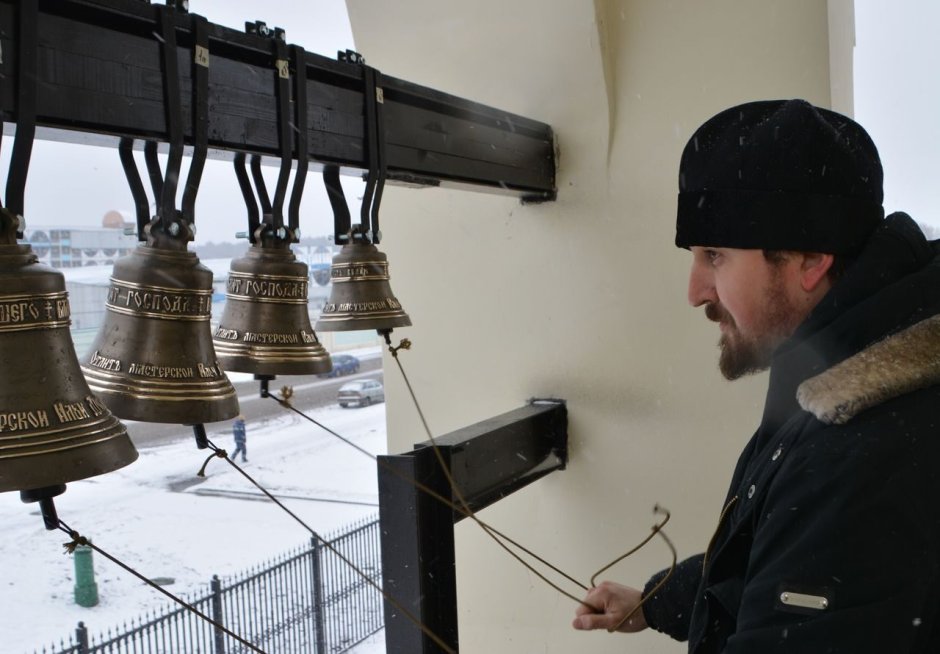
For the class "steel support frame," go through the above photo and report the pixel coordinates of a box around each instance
[377,401,568,653]
[0,0,556,202]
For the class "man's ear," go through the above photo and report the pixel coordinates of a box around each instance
[799,252,834,293]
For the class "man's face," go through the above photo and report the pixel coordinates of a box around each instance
[687,247,806,380]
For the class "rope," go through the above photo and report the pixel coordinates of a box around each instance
[382,332,677,621]
[269,382,591,602]
[382,332,596,605]
[261,333,678,628]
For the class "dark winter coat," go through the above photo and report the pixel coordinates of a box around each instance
[642,213,940,653]
[233,418,246,445]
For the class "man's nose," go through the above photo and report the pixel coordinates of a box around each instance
[687,264,716,307]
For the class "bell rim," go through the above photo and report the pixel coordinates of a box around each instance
[214,342,330,359]
[215,355,333,376]
[315,314,412,332]
[0,415,128,459]
[82,368,238,399]
[0,417,137,493]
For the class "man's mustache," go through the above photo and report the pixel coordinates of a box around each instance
[705,302,732,325]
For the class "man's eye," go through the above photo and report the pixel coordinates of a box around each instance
[705,250,721,263]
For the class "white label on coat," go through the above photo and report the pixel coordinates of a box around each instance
[779,590,829,610]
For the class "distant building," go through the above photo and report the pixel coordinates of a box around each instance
[22,212,137,268]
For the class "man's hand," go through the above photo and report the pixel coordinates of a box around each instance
[572,581,648,633]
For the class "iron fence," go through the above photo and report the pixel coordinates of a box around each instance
[34,517,382,654]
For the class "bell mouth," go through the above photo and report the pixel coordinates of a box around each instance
[0,412,137,493]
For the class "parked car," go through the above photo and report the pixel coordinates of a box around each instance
[337,379,384,408]
[318,353,360,378]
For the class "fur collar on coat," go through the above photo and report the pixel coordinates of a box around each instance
[797,313,940,425]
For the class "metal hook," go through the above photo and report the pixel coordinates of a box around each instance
[153,4,185,236]
[286,44,309,241]
[233,152,260,242]
[268,35,293,237]
[1,0,39,242]
[180,13,209,229]
[233,36,294,246]
[118,139,150,240]
[323,164,351,245]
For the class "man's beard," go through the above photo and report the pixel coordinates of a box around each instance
[705,281,800,381]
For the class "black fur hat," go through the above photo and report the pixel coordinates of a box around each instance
[675,99,884,254]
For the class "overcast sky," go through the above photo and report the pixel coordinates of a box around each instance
[4,2,938,242]
[854,0,940,230]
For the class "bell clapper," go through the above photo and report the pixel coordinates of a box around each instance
[191,424,209,450]
[20,484,67,530]
[255,374,275,398]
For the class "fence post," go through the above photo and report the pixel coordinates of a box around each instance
[311,537,327,653]
[211,575,225,654]
[75,621,89,654]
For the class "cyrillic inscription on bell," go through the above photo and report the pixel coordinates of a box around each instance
[80,245,239,424]
[316,242,412,332]
[213,244,331,376]
[0,244,137,493]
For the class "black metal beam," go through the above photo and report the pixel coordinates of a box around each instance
[378,443,459,654]
[377,400,567,653]
[0,0,556,201]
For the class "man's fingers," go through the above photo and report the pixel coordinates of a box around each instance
[573,600,602,618]
[572,612,615,631]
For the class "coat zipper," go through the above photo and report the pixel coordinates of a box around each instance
[702,495,738,573]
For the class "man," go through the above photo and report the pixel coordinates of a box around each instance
[232,414,247,462]
[574,99,940,652]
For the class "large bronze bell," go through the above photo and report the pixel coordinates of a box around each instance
[0,240,137,493]
[315,241,411,332]
[79,244,239,424]
[213,242,331,375]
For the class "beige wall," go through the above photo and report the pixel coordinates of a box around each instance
[829,0,856,115]
[345,1,839,652]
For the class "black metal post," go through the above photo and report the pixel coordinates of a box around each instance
[378,444,458,653]
[210,574,225,654]
[76,621,89,654]
[311,536,327,653]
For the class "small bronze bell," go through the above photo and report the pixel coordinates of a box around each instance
[0,237,137,493]
[315,240,412,332]
[80,244,239,424]
[213,242,331,375]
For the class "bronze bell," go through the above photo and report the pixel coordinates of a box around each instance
[213,242,331,375]
[79,244,239,424]
[0,240,137,493]
[315,241,411,332]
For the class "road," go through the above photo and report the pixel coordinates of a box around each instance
[123,355,384,449]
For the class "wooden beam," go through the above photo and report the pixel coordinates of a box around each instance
[0,0,556,200]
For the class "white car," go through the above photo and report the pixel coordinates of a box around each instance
[337,379,385,408]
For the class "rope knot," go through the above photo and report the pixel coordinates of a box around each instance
[63,530,89,554]
[389,338,412,357]
[197,448,228,477]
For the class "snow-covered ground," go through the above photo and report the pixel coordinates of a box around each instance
[0,401,388,654]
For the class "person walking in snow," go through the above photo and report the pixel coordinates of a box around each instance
[231,414,247,462]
